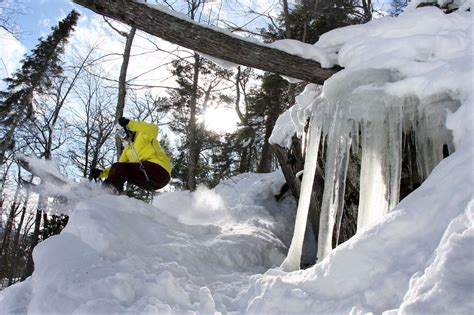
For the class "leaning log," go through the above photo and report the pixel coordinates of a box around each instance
[72,0,341,84]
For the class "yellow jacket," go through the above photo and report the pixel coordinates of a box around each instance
[101,120,172,177]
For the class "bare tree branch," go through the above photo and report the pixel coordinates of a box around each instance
[102,16,128,37]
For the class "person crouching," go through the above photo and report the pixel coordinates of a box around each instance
[90,117,171,193]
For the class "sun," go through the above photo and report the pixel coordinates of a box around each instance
[199,107,240,134]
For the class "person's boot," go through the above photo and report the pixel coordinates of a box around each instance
[102,180,121,195]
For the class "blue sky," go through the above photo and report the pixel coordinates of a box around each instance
[1,0,280,79]
[13,0,281,52]
[0,0,90,84]
[15,0,88,51]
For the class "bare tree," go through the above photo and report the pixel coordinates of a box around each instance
[128,90,167,123]
[232,66,257,173]
[69,70,116,177]
[0,168,22,276]
[19,46,90,279]
[0,0,23,38]
[8,174,33,285]
[103,17,137,156]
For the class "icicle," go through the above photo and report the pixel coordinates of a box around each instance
[317,104,352,261]
[350,119,360,156]
[281,113,322,272]
[357,114,390,231]
[414,107,433,181]
[387,100,403,210]
[414,94,459,181]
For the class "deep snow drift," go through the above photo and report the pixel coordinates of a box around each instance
[0,172,297,313]
[1,2,473,314]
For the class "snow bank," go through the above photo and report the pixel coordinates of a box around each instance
[246,141,474,314]
[269,39,331,68]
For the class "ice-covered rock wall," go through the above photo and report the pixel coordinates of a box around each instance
[270,6,471,268]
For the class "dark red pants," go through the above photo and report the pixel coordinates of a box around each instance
[104,161,170,192]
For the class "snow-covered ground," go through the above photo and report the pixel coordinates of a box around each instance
[0,172,298,313]
[0,156,471,313]
[1,1,473,314]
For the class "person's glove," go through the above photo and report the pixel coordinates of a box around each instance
[90,168,103,180]
[118,117,130,128]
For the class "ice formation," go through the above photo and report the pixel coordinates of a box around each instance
[271,6,470,269]
[281,115,321,271]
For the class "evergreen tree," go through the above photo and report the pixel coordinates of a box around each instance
[248,73,293,173]
[0,10,80,163]
[389,0,408,16]
[262,0,369,44]
[208,133,242,186]
[161,58,233,189]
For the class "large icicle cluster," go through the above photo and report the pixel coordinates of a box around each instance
[314,69,459,261]
[271,5,470,269]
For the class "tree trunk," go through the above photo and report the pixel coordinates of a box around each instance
[115,27,136,157]
[272,144,302,200]
[187,53,201,191]
[257,105,281,173]
[72,0,341,85]
[8,179,31,286]
[234,67,255,173]
[361,0,373,22]
[22,195,46,280]
[282,0,292,39]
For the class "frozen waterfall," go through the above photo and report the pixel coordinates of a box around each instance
[281,68,460,270]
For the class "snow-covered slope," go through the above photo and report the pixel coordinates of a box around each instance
[1,154,471,313]
[0,172,297,313]
[1,160,472,313]
[246,143,473,314]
